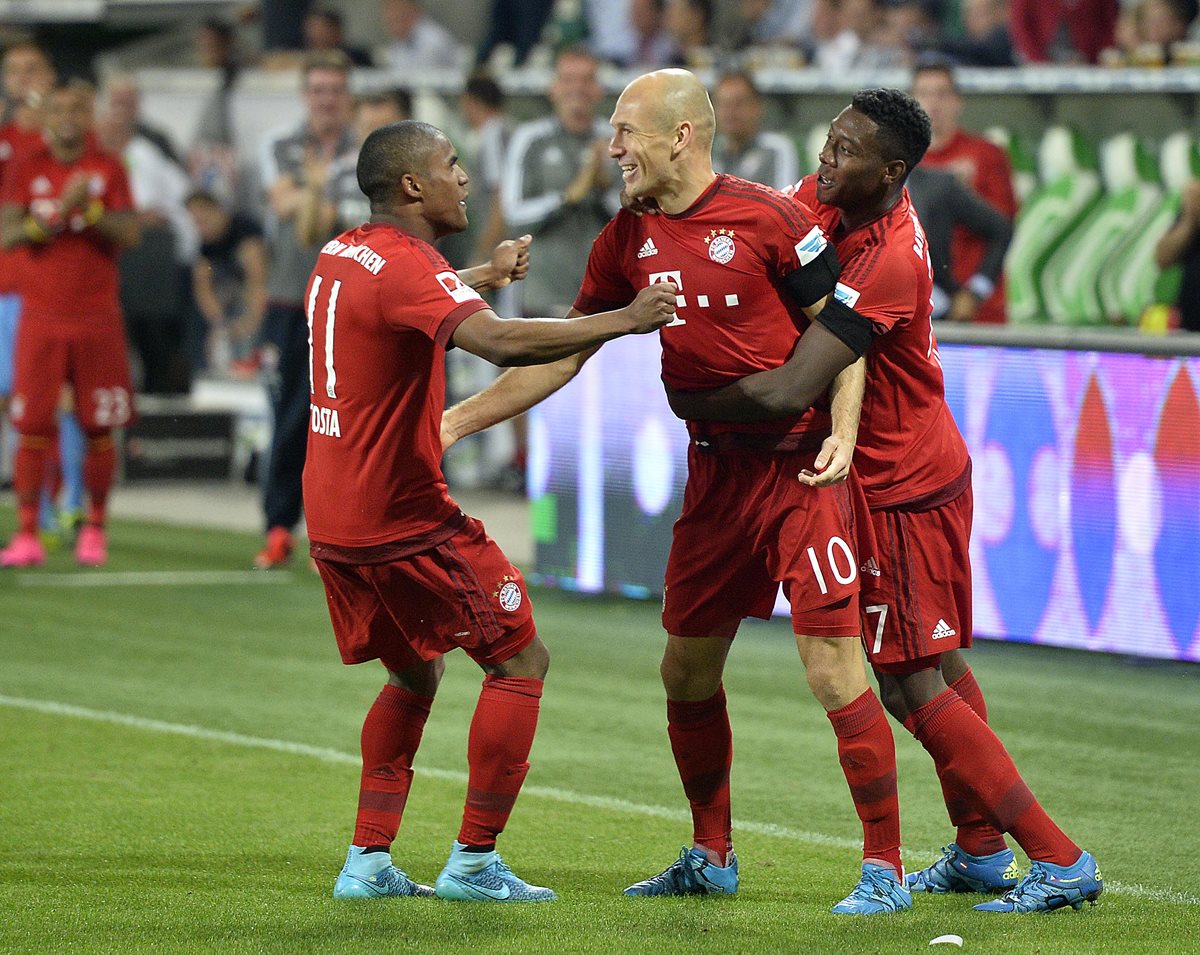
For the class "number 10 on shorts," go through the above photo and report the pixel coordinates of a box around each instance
[805,536,857,595]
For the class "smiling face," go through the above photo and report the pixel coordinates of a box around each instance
[815,106,896,217]
[412,133,470,238]
[609,82,677,202]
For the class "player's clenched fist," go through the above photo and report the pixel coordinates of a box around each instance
[624,282,677,333]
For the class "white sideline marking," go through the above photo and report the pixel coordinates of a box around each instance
[0,693,1194,907]
[15,571,291,588]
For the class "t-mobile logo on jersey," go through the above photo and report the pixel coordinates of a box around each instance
[648,269,742,327]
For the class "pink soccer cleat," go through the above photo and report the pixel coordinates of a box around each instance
[0,531,47,567]
[75,524,108,567]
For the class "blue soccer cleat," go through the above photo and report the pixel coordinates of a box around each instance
[907,843,1019,894]
[623,846,739,897]
[832,862,913,914]
[974,851,1103,913]
[434,841,556,902]
[332,845,434,899]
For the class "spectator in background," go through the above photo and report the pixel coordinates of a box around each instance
[1140,0,1199,57]
[1010,0,1118,63]
[732,0,814,51]
[628,0,680,68]
[711,72,799,190]
[304,9,374,66]
[297,88,412,246]
[441,75,509,269]
[501,46,619,488]
[377,0,463,74]
[103,73,179,166]
[814,0,909,71]
[913,60,1016,323]
[0,82,140,568]
[254,52,356,569]
[584,0,639,66]
[475,0,555,67]
[187,191,267,373]
[1154,179,1200,332]
[905,165,1012,322]
[938,0,1015,66]
[98,76,199,394]
[876,0,944,63]
[665,0,716,67]
[189,19,243,208]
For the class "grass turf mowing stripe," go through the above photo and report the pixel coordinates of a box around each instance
[1,692,1194,908]
[15,570,294,587]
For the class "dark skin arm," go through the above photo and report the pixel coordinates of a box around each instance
[664,318,862,423]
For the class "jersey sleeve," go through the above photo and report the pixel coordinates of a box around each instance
[104,158,134,213]
[759,194,840,307]
[573,215,636,314]
[837,244,919,335]
[381,247,490,347]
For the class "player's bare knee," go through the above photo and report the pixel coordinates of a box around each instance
[387,656,445,697]
[659,653,720,701]
[489,636,550,680]
[873,672,909,723]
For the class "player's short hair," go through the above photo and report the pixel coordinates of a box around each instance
[851,88,931,177]
[357,119,444,210]
[464,73,503,110]
[302,49,352,79]
[357,87,412,119]
[912,55,958,91]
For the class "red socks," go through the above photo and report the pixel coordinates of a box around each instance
[457,675,543,847]
[906,688,1080,865]
[13,434,50,534]
[353,684,433,848]
[83,431,115,528]
[827,689,903,874]
[667,687,733,863]
[943,669,1007,855]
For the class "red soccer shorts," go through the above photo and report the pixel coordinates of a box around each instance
[663,444,863,639]
[860,482,974,672]
[315,516,536,672]
[10,319,136,434]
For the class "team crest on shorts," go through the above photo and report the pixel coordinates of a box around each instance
[705,228,736,264]
[496,578,523,612]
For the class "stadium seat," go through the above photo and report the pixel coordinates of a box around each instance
[1005,127,1102,324]
[1040,133,1162,325]
[1097,132,1198,323]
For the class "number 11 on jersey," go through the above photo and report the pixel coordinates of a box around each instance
[307,273,341,399]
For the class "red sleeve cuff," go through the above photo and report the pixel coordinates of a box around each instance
[435,300,491,349]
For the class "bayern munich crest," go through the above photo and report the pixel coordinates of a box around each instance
[498,580,523,612]
[705,228,736,264]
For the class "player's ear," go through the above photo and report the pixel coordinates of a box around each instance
[884,159,907,187]
[672,121,691,157]
[400,172,421,199]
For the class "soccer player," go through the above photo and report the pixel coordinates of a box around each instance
[665,88,1104,914]
[443,69,911,915]
[304,119,677,901]
[0,81,139,567]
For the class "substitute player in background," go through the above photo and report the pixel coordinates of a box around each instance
[443,69,912,915]
[666,88,1103,914]
[305,119,676,901]
[0,81,139,567]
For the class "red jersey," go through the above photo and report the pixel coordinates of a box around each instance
[302,222,490,553]
[575,174,834,438]
[0,121,44,294]
[921,129,1016,325]
[795,176,968,508]
[1,143,132,325]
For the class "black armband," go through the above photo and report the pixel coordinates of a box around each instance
[781,235,841,307]
[814,296,876,357]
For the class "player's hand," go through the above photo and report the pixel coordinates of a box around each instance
[798,434,854,486]
[780,182,799,198]
[488,234,533,287]
[620,189,660,216]
[946,289,980,323]
[60,171,90,211]
[625,282,677,333]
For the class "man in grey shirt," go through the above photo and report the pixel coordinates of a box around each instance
[711,71,799,191]
[905,164,1012,322]
[501,47,621,318]
[254,51,356,569]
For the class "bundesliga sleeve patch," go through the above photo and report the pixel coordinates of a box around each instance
[794,226,828,266]
[436,270,484,304]
[833,282,861,308]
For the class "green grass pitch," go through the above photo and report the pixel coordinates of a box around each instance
[1,515,1198,954]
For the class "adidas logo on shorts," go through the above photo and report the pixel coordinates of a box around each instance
[637,237,658,259]
[931,618,957,640]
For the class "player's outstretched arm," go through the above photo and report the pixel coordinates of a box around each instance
[798,358,865,487]
[450,282,675,368]
[665,312,870,423]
